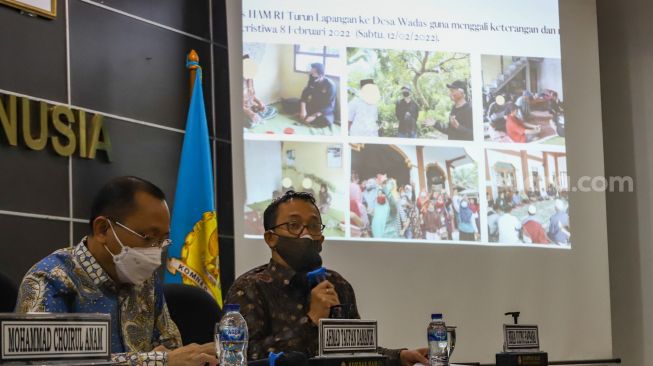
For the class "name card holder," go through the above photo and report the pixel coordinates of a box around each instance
[496,324,547,366]
[309,355,387,366]
[0,313,111,365]
[318,319,378,357]
[503,324,540,352]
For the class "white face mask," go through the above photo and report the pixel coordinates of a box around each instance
[105,222,162,285]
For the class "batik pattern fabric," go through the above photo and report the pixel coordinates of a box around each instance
[15,238,182,366]
[225,260,404,364]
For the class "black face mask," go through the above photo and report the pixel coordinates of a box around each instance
[273,235,323,273]
[402,91,410,98]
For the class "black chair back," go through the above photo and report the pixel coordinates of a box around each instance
[0,272,18,312]
[163,283,222,344]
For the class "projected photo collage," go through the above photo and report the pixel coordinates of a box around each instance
[241,42,569,247]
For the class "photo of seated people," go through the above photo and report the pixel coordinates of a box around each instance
[242,43,341,135]
[347,48,474,140]
[350,143,481,241]
[481,55,565,145]
[243,140,346,237]
[485,149,571,246]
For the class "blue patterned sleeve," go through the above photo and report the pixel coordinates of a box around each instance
[15,257,73,313]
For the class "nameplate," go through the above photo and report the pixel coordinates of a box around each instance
[310,354,387,366]
[0,313,111,362]
[318,319,377,356]
[503,324,540,352]
[496,351,548,366]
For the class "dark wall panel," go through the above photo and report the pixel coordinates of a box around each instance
[69,0,214,134]
[0,216,69,285]
[72,117,183,220]
[0,143,69,217]
[0,0,235,294]
[213,46,231,141]
[212,0,228,47]
[88,0,211,39]
[215,141,233,237]
[0,1,67,102]
[73,222,90,241]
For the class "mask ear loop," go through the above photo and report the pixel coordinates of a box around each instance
[266,229,279,251]
[104,220,126,258]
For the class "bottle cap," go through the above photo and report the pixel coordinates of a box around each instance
[431,313,443,320]
[225,304,241,313]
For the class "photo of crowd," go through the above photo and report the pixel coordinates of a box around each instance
[239,47,573,247]
[242,43,342,136]
[347,48,473,140]
[485,149,570,245]
[482,55,565,145]
[243,140,345,237]
[350,144,481,242]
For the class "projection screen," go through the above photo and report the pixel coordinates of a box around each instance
[227,0,612,362]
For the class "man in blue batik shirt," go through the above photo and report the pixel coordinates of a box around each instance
[15,176,217,366]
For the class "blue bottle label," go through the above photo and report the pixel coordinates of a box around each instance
[220,326,245,342]
[428,328,447,342]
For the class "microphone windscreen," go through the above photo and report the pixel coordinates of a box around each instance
[307,267,327,288]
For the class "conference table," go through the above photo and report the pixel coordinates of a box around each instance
[0,355,620,365]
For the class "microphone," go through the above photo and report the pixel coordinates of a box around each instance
[306,267,354,319]
[250,352,306,366]
[306,267,327,288]
[273,351,308,366]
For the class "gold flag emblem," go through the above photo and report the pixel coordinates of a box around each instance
[167,211,223,307]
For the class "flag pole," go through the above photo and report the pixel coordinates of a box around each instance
[187,49,200,97]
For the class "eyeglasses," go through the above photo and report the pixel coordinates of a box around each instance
[110,219,171,248]
[268,221,325,237]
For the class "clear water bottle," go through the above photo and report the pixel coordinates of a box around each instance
[217,304,248,366]
[427,313,448,366]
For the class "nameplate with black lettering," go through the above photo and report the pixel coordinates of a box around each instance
[503,324,540,352]
[0,313,111,362]
[319,319,377,356]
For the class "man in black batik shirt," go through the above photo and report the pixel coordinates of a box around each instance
[226,191,427,365]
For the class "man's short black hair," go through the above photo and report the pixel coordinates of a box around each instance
[263,190,321,231]
[89,176,166,231]
[310,63,325,76]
